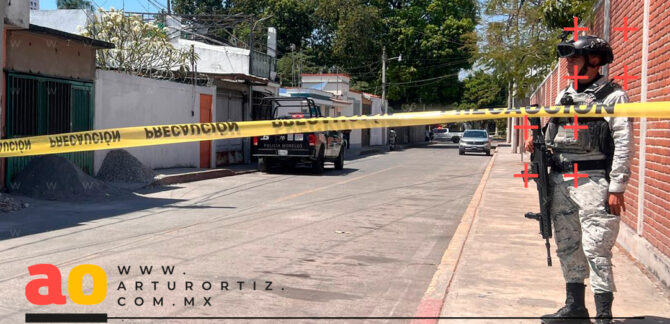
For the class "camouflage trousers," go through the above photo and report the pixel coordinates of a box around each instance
[549,170,620,294]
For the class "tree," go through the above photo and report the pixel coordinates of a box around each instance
[480,0,599,102]
[459,70,506,109]
[172,0,225,15]
[459,70,507,133]
[541,0,598,30]
[479,0,557,101]
[276,50,319,86]
[308,0,478,106]
[82,9,195,80]
[57,0,94,10]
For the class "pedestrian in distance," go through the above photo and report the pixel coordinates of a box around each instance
[525,35,632,324]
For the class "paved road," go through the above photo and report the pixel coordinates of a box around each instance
[0,144,490,323]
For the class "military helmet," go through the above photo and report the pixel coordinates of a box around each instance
[557,35,614,66]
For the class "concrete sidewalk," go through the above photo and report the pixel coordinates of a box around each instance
[423,147,670,323]
[151,164,257,186]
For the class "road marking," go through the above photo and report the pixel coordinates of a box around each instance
[273,166,400,202]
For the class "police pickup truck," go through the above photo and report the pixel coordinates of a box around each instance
[252,97,345,174]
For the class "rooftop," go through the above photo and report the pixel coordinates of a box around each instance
[27,24,114,49]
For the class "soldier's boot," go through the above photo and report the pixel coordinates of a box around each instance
[541,283,590,324]
[594,292,614,324]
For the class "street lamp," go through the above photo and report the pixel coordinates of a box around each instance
[381,46,401,116]
[381,46,401,146]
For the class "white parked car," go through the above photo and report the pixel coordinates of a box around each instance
[459,130,492,156]
[431,128,463,143]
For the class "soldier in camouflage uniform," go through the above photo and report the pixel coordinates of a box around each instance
[526,35,633,324]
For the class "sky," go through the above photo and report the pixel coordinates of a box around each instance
[40,0,169,12]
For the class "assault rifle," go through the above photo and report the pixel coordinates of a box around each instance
[524,117,553,267]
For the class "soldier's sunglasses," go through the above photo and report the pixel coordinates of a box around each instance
[557,43,577,57]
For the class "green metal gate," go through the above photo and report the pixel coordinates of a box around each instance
[5,73,94,186]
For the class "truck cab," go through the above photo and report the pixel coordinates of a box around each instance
[252,97,345,174]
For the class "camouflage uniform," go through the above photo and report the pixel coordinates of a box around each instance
[545,75,633,294]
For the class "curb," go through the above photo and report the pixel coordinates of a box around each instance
[411,148,498,324]
[151,169,257,186]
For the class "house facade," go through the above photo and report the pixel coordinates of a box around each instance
[2,3,113,187]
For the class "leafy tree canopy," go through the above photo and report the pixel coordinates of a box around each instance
[177,0,479,106]
[57,0,94,10]
[459,70,506,110]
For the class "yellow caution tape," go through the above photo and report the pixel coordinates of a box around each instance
[0,101,669,158]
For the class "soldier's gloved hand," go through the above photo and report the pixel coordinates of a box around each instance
[524,136,534,153]
[608,192,626,216]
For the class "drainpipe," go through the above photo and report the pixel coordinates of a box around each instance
[637,0,650,235]
[602,0,611,77]
[1,0,6,188]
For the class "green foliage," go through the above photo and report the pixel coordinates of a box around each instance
[459,71,506,109]
[267,0,316,54]
[276,51,319,87]
[172,0,225,15]
[480,0,598,102]
[82,9,195,79]
[175,0,479,105]
[57,0,94,10]
[541,0,598,30]
[310,0,479,105]
[480,0,559,100]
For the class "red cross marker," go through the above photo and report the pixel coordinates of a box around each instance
[514,115,539,141]
[564,115,589,140]
[563,163,588,188]
[613,65,639,90]
[564,65,588,90]
[613,17,639,41]
[514,163,539,188]
[564,17,589,41]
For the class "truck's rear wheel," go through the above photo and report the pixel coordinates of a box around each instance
[312,148,325,174]
[259,157,269,172]
[334,148,344,170]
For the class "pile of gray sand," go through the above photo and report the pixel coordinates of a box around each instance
[0,193,25,212]
[96,150,155,184]
[10,155,120,201]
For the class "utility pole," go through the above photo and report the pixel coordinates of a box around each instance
[290,44,296,87]
[381,46,387,115]
[1,0,5,142]
[381,46,387,146]
[167,0,171,14]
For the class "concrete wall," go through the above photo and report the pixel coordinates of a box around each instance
[94,70,216,172]
[174,39,250,75]
[302,74,350,96]
[5,29,96,81]
[4,0,29,28]
[370,97,384,145]
[30,10,92,35]
[347,91,362,149]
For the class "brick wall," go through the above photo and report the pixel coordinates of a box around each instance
[528,0,670,265]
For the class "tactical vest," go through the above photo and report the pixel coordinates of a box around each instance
[546,80,619,175]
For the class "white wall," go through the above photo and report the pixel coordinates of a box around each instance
[174,39,250,75]
[5,0,29,28]
[347,92,362,148]
[302,75,350,96]
[30,10,92,34]
[94,70,216,173]
[370,97,383,145]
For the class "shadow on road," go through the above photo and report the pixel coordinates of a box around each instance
[264,166,359,176]
[0,191,231,241]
